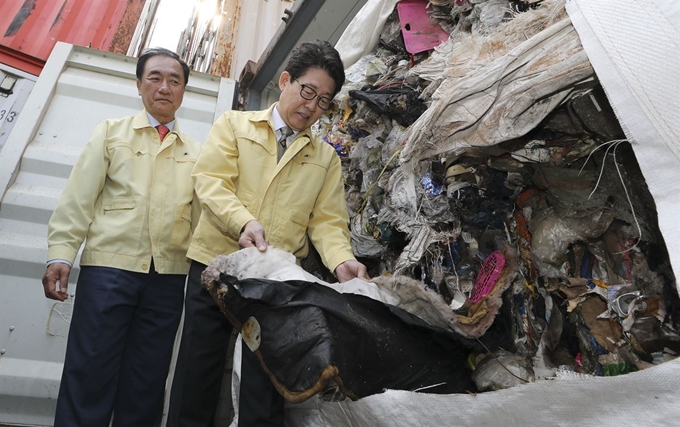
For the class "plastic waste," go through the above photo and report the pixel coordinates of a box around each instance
[470,251,506,303]
[472,349,535,391]
[349,87,428,127]
[397,0,450,54]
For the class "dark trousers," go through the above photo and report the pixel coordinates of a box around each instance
[54,264,185,427]
[239,344,285,427]
[167,260,284,427]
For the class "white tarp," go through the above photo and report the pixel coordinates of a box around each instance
[565,0,680,295]
[283,0,680,425]
[335,0,401,68]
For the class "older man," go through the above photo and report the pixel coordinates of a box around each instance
[42,47,201,427]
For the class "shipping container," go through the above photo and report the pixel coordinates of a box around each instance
[0,0,148,75]
[0,42,236,426]
[169,0,296,79]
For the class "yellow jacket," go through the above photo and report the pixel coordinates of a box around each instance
[187,103,355,272]
[47,111,202,274]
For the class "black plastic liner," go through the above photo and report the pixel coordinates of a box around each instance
[349,87,428,127]
[207,275,476,402]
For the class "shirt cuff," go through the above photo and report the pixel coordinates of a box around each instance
[47,259,73,267]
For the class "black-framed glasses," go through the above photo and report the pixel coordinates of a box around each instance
[291,77,334,110]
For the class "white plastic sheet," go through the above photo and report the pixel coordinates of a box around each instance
[565,0,680,294]
[334,0,400,69]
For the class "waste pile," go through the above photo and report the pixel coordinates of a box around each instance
[312,0,680,391]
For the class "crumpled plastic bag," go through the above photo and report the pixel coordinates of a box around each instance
[530,208,614,277]
[472,349,535,391]
[350,87,428,127]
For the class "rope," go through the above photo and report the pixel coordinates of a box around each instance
[579,139,641,252]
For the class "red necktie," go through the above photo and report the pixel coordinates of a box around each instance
[156,125,169,141]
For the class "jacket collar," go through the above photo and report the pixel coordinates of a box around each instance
[132,110,186,144]
[249,103,315,145]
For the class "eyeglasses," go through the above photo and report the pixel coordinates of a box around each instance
[291,77,334,110]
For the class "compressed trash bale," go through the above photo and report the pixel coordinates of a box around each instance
[202,263,477,403]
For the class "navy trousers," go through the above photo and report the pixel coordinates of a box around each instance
[238,345,285,427]
[54,263,185,427]
[167,260,284,427]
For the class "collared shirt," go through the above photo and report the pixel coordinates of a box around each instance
[146,112,176,132]
[47,110,202,274]
[271,106,299,146]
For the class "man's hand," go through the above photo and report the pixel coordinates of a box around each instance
[42,263,71,301]
[239,220,269,252]
[334,259,370,283]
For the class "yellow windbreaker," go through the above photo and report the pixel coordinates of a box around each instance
[47,111,202,274]
[187,104,355,273]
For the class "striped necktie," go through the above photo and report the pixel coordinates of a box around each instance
[277,126,293,148]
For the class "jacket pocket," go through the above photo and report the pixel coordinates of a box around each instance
[284,208,310,252]
[103,197,138,212]
[170,203,192,251]
[88,197,144,256]
[170,155,197,205]
[174,156,197,163]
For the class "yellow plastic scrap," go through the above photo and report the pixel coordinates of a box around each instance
[523,279,538,298]
[592,279,608,288]
[455,300,489,325]
[343,106,352,123]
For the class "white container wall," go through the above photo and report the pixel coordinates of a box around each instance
[0,65,36,154]
[0,42,236,426]
[229,0,295,79]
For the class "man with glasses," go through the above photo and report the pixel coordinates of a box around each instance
[168,40,369,427]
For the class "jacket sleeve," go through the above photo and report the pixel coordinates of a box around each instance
[307,152,356,273]
[189,190,202,234]
[47,122,109,263]
[187,138,203,234]
[192,113,256,238]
